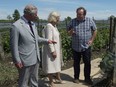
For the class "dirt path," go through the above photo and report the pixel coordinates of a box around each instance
[39,58,102,87]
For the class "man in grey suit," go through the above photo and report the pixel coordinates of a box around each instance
[10,4,56,87]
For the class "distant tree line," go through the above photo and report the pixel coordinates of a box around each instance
[0,9,72,23]
[1,9,114,27]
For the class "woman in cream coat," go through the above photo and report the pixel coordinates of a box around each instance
[42,11,65,87]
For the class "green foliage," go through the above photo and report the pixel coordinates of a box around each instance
[93,28,109,50]
[0,27,109,58]
[99,52,114,73]
[0,28,10,32]
[1,31,10,53]
[0,20,13,23]
[59,29,72,61]
[7,15,13,21]
[64,16,72,27]
[0,61,18,86]
[12,9,20,21]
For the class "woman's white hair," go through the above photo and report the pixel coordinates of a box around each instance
[48,11,60,23]
[24,4,37,14]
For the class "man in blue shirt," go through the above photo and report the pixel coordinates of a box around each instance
[67,7,97,85]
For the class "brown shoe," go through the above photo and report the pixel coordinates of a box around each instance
[49,82,56,87]
[73,79,79,84]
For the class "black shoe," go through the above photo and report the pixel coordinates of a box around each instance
[73,79,79,84]
[84,79,93,85]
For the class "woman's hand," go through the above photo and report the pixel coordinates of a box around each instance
[48,40,57,44]
[51,51,57,59]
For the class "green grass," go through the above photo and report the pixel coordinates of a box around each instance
[0,60,18,87]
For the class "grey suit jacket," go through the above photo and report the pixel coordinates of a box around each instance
[10,16,48,66]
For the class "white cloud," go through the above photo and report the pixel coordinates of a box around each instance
[59,10,76,20]
[1,8,115,20]
[38,7,75,20]
[0,1,115,20]
[38,7,57,19]
[39,7,116,20]
[0,9,10,19]
[87,10,116,20]
[36,0,76,4]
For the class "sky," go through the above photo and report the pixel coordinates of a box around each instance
[0,0,116,20]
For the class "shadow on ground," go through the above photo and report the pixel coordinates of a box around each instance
[39,73,74,87]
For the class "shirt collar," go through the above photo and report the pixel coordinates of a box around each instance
[21,16,34,25]
[76,17,86,22]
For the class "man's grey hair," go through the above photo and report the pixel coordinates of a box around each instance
[24,4,37,14]
[48,11,60,23]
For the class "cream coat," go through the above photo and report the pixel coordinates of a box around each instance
[42,23,63,74]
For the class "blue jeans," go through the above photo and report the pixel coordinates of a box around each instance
[73,47,91,80]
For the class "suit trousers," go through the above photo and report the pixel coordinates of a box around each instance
[73,47,91,80]
[18,62,39,87]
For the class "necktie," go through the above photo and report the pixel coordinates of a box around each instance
[28,21,34,35]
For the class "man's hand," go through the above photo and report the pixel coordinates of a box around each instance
[87,39,93,46]
[48,40,57,44]
[15,62,23,69]
[68,29,76,35]
[51,51,57,59]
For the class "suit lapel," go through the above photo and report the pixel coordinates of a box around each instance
[20,21,35,37]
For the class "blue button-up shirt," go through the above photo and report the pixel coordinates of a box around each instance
[67,17,97,52]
